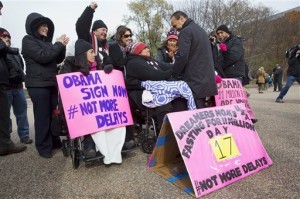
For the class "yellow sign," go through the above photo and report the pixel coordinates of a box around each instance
[209,133,240,162]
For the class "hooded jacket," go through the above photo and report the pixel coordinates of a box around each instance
[21,13,66,87]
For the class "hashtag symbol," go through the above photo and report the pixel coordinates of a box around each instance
[67,105,78,119]
[194,180,201,196]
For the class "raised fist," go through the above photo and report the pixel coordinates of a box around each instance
[90,2,98,10]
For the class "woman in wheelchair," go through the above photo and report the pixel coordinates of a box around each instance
[125,42,193,129]
[59,39,101,159]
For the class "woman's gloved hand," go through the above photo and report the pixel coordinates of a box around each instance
[103,64,114,74]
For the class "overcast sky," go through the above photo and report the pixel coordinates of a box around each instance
[0,0,299,50]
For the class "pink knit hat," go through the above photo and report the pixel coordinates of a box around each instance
[126,42,147,55]
[166,29,178,40]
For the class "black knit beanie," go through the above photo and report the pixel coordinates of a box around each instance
[216,25,230,34]
[92,20,107,31]
[75,39,93,56]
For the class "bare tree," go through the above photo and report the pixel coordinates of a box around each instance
[173,0,274,72]
[123,0,173,54]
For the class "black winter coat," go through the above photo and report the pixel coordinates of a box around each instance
[173,19,217,99]
[109,42,126,71]
[221,35,245,78]
[126,54,172,90]
[126,54,172,110]
[0,40,15,86]
[156,47,174,71]
[76,6,109,67]
[22,13,66,88]
[6,54,25,87]
[288,56,300,77]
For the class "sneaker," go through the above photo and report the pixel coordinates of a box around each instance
[276,98,284,103]
[84,148,96,159]
[0,143,27,156]
[20,137,33,144]
[40,153,53,158]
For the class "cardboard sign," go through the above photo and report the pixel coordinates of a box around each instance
[148,104,272,198]
[56,70,133,139]
[215,78,254,119]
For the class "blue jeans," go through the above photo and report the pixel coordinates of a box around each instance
[6,88,30,139]
[277,76,300,100]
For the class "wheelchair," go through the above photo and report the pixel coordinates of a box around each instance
[132,106,159,154]
[121,65,159,154]
[127,92,159,154]
[53,102,136,169]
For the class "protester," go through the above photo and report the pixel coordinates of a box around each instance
[216,25,246,82]
[108,26,136,149]
[257,67,266,93]
[273,64,283,92]
[126,42,174,128]
[60,39,97,158]
[22,12,69,158]
[109,26,133,70]
[0,28,32,144]
[76,1,113,73]
[216,25,258,122]
[77,2,135,150]
[0,1,27,156]
[170,11,217,109]
[276,50,300,103]
[0,38,27,155]
[61,39,129,164]
[156,28,178,71]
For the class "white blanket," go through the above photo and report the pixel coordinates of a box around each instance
[91,127,126,165]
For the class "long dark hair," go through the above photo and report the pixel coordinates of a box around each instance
[74,51,101,72]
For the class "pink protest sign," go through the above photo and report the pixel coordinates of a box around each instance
[215,78,255,119]
[56,70,133,139]
[150,104,272,198]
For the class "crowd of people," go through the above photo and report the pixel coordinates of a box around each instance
[255,59,300,99]
[1,1,299,159]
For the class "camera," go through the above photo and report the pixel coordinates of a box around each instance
[6,47,19,55]
[285,44,300,59]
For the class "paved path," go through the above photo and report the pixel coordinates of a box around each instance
[0,85,299,198]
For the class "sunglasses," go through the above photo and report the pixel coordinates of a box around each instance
[123,34,133,38]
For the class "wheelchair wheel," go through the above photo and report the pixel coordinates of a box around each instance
[141,137,156,154]
[70,139,80,169]
[61,139,69,157]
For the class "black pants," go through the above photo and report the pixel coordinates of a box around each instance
[273,76,282,91]
[0,86,13,151]
[28,87,58,155]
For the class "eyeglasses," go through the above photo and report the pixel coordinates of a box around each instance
[123,34,133,38]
